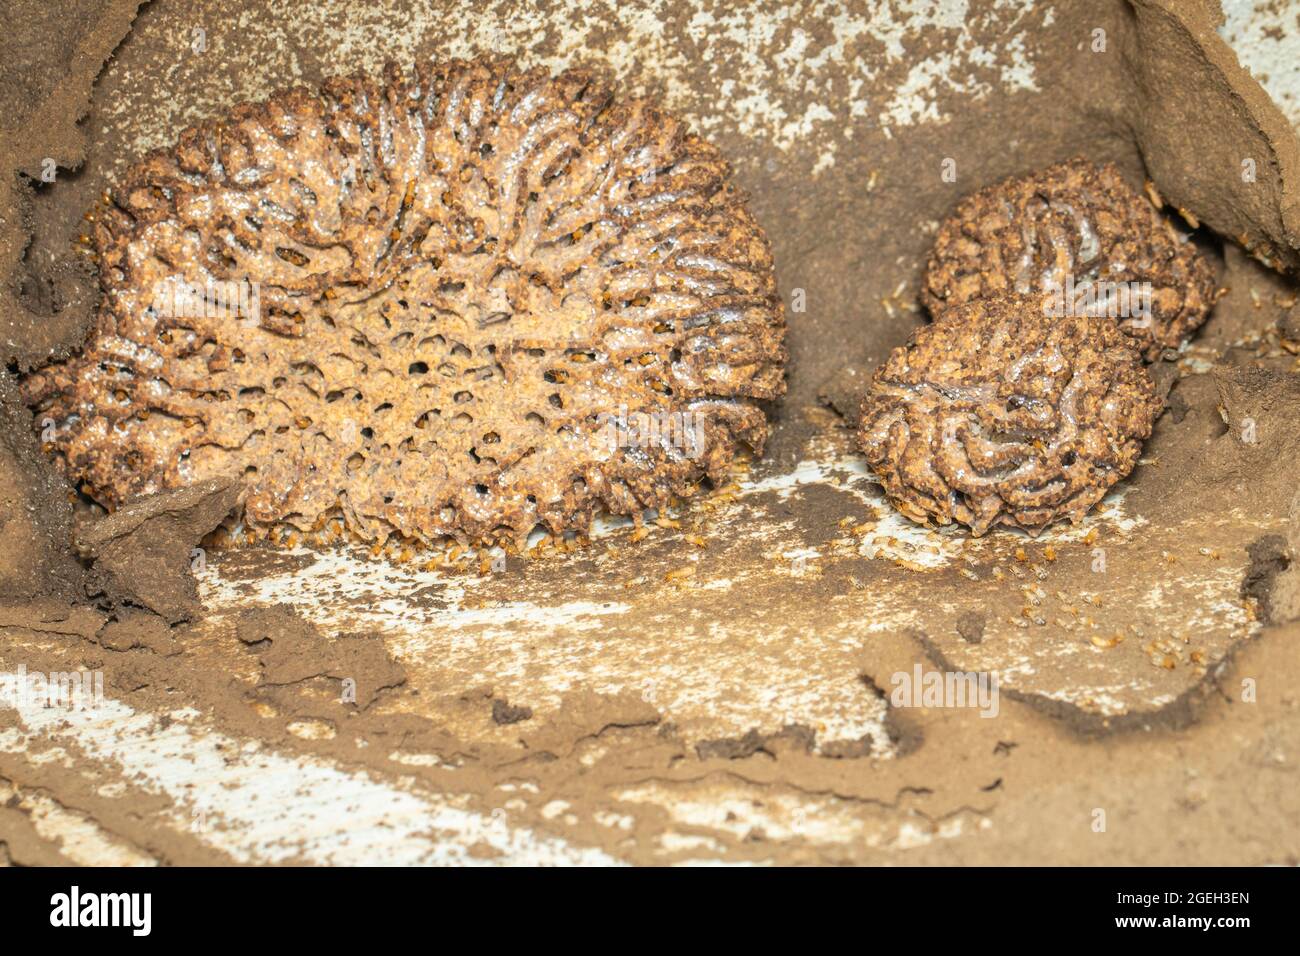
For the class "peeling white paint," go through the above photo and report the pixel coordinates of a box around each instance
[0,779,155,866]
[104,0,1048,175]
[0,695,616,865]
[1219,0,1300,129]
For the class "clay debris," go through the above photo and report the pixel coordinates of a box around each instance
[76,476,239,622]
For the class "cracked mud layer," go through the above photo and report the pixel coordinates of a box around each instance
[857,292,1162,535]
[922,158,1218,360]
[21,56,786,549]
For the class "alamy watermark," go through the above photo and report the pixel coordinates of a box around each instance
[595,404,706,460]
[890,664,999,718]
[0,665,105,711]
[151,273,260,324]
[50,886,151,936]
[1042,275,1152,325]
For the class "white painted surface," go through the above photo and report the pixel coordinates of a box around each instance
[0,696,618,865]
[1219,0,1300,128]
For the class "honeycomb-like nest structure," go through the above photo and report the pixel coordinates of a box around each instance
[24,58,786,548]
[857,293,1161,535]
[922,158,1217,360]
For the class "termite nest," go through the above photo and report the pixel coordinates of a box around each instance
[23,57,787,551]
[923,158,1217,361]
[858,293,1162,535]
[859,159,1218,536]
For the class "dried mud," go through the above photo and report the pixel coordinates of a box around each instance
[2,0,1300,865]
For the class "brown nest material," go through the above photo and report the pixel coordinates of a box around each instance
[922,158,1217,360]
[857,293,1162,536]
[23,58,786,549]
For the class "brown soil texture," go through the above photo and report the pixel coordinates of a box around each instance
[2,0,1299,865]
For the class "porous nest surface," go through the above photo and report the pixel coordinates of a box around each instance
[857,293,1162,536]
[22,57,786,548]
[922,158,1217,360]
